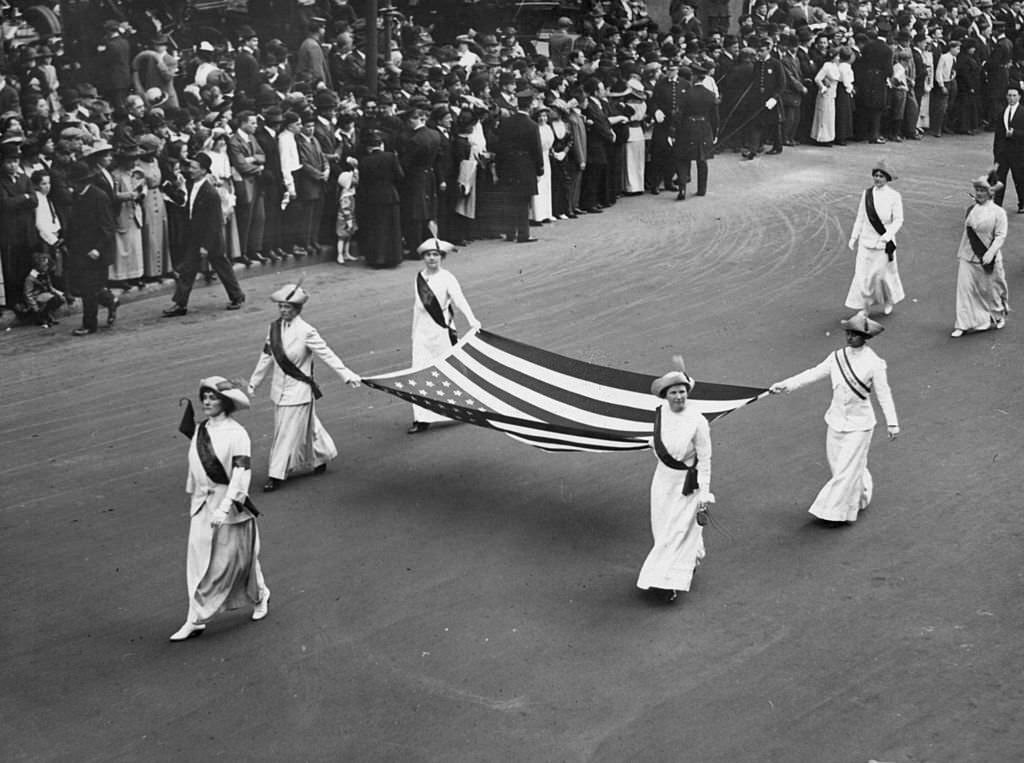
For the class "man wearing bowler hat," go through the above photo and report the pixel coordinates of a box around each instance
[64,161,118,335]
[162,153,245,316]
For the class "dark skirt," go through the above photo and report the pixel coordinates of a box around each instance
[836,88,854,142]
[358,203,403,268]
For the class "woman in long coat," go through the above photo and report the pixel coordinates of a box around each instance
[845,159,905,315]
[637,362,715,603]
[407,238,481,433]
[170,377,269,641]
[109,149,145,287]
[770,313,899,525]
[135,135,171,279]
[951,173,1009,337]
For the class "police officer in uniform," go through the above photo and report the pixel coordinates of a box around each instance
[743,37,786,159]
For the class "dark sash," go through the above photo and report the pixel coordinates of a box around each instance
[652,407,699,496]
[964,206,996,273]
[196,420,259,516]
[834,348,872,400]
[417,271,457,346]
[268,319,323,399]
[864,188,897,262]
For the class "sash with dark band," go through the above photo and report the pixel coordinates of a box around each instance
[268,318,323,399]
[417,272,457,346]
[964,206,996,273]
[196,420,259,516]
[864,188,897,262]
[834,348,872,401]
[653,407,700,496]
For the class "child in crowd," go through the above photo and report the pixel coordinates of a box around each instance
[336,168,359,263]
[23,251,65,328]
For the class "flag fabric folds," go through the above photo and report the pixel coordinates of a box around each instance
[363,329,768,453]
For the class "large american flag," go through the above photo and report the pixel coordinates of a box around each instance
[363,330,768,453]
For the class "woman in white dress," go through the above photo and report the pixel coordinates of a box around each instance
[952,172,1010,337]
[623,79,648,194]
[204,132,242,264]
[845,159,906,316]
[408,238,481,433]
[770,313,899,525]
[530,106,555,224]
[811,49,840,145]
[170,377,270,641]
[636,360,715,603]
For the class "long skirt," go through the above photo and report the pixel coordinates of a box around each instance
[358,203,403,268]
[624,139,646,193]
[269,402,338,480]
[110,214,144,281]
[836,88,853,142]
[844,244,906,313]
[809,427,873,522]
[811,93,837,143]
[141,191,170,277]
[954,257,1010,331]
[186,508,263,623]
[636,464,705,592]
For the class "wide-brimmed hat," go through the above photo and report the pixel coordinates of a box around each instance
[650,355,695,397]
[417,237,456,257]
[270,283,310,305]
[198,376,251,411]
[972,169,1003,193]
[137,134,163,155]
[82,140,114,159]
[872,158,897,181]
[840,311,885,337]
[144,87,168,107]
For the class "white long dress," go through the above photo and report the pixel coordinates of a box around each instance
[779,346,898,523]
[530,122,554,223]
[184,415,267,624]
[636,401,712,593]
[954,200,1009,331]
[624,99,647,193]
[411,268,479,424]
[811,60,840,143]
[845,184,906,313]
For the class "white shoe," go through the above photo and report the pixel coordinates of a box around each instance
[994,316,1006,329]
[883,304,894,315]
[252,589,270,621]
[169,622,205,641]
[951,329,964,338]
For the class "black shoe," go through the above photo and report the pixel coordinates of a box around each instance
[767,147,783,155]
[517,237,539,243]
[236,255,253,267]
[696,189,706,196]
[650,188,660,195]
[106,297,120,327]
[262,478,281,492]
[676,189,686,201]
[313,464,327,475]
[407,422,430,434]
[226,297,245,311]
[585,207,603,214]
[71,327,96,336]
[162,304,188,317]
[250,252,268,264]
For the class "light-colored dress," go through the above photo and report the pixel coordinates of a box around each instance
[636,401,712,593]
[954,200,1009,331]
[184,415,267,624]
[109,167,144,281]
[779,346,898,523]
[411,268,479,424]
[530,122,555,223]
[845,184,906,313]
[624,98,647,194]
[206,149,241,262]
[248,316,359,481]
[135,158,170,277]
[811,60,840,143]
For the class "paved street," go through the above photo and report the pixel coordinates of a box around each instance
[3,137,1023,762]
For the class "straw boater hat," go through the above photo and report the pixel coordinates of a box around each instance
[840,312,885,338]
[270,283,310,305]
[872,158,897,181]
[650,355,695,397]
[82,139,114,159]
[416,238,457,257]
[198,376,251,410]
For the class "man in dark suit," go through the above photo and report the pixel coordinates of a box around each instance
[96,20,131,107]
[228,110,268,265]
[778,34,808,146]
[398,107,442,256]
[234,26,261,103]
[580,78,615,211]
[0,144,39,311]
[162,153,245,316]
[853,30,894,143]
[994,84,1024,211]
[356,133,404,268]
[65,161,117,335]
[313,90,342,246]
[671,66,719,200]
[548,17,576,69]
[255,107,285,260]
[744,38,785,158]
[494,92,543,243]
[648,61,688,193]
[294,111,329,254]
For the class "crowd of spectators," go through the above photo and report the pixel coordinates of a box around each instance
[0,0,1022,330]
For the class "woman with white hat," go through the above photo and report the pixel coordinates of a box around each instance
[636,358,715,603]
[951,172,1009,337]
[408,238,481,433]
[769,313,900,525]
[844,159,905,317]
[247,283,362,491]
[170,377,269,641]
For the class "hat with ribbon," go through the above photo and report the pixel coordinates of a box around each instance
[416,237,457,257]
[650,355,695,397]
[872,158,897,181]
[198,376,251,411]
[270,283,310,305]
[840,311,885,338]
